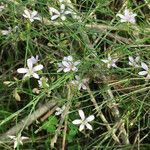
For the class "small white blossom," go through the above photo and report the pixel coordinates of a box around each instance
[57,56,80,72]
[129,56,140,68]
[72,110,95,131]
[23,9,41,22]
[116,8,137,24]
[38,77,49,88]
[8,135,29,149]
[55,105,66,116]
[49,3,72,21]
[17,56,43,79]
[71,75,88,90]
[138,62,150,79]
[1,27,12,35]
[101,54,118,68]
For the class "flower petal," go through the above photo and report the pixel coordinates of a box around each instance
[138,71,148,76]
[23,9,31,18]
[74,61,80,66]
[62,61,70,67]
[85,123,93,130]
[129,56,134,63]
[63,67,71,72]
[33,65,43,71]
[79,124,85,131]
[51,15,60,20]
[49,7,60,15]
[146,74,150,79]
[32,73,39,79]
[72,119,82,125]
[17,68,28,73]
[78,110,85,120]
[86,115,95,122]
[141,62,148,71]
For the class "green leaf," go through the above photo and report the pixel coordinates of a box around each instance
[67,123,78,143]
[42,115,58,133]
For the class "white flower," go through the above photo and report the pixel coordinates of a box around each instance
[8,135,29,149]
[72,110,94,131]
[23,9,41,22]
[101,54,118,68]
[55,105,66,116]
[138,62,150,79]
[129,56,140,68]
[49,3,72,21]
[1,27,12,35]
[116,8,137,24]
[71,75,88,90]
[17,57,43,79]
[38,77,49,88]
[57,56,80,72]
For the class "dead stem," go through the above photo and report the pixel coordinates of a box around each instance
[0,100,57,140]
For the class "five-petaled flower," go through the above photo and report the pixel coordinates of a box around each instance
[8,134,29,149]
[72,110,95,131]
[57,56,80,72]
[116,8,137,24]
[55,105,66,116]
[17,56,43,79]
[129,56,140,68]
[71,75,88,90]
[138,62,150,79]
[49,3,72,21]
[101,54,118,68]
[23,9,41,22]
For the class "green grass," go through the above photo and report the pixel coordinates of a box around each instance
[0,0,150,149]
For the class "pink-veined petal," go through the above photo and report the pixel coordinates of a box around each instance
[17,68,28,73]
[62,61,70,67]
[78,110,85,120]
[86,115,95,122]
[33,64,43,71]
[85,123,93,130]
[63,67,71,72]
